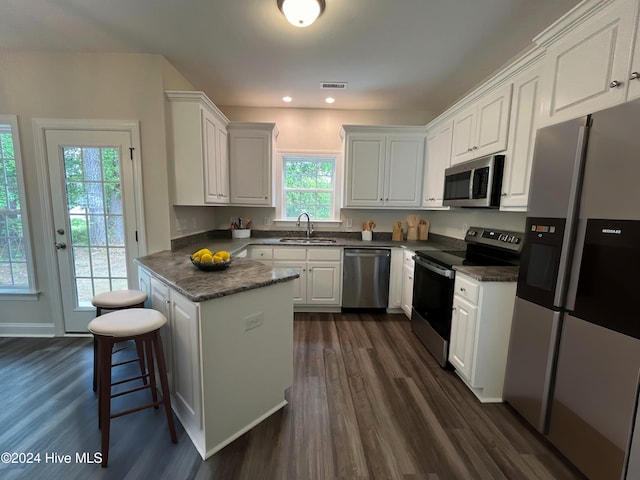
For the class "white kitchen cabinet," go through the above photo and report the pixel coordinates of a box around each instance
[388,248,403,310]
[626,2,640,101]
[538,0,637,126]
[273,247,342,308]
[448,272,516,403]
[423,119,453,209]
[165,91,229,206]
[228,122,278,206]
[450,83,513,165]
[342,126,425,208]
[247,246,273,266]
[401,249,415,318]
[500,62,543,211]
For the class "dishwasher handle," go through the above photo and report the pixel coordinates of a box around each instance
[343,249,391,257]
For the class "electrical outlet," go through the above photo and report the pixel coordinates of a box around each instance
[346,218,353,228]
[462,223,469,233]
[244,313,264,331]
[264,216,272,226]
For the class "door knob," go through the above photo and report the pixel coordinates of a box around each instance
[54,242,67,250]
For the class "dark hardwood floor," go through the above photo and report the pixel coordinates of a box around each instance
[0,313,585,479]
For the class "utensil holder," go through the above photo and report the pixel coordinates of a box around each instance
[407,226,418,241]
[418,224,429,240]
[232,229,251,239]
[392,229,403,241]
[361,230,372,241]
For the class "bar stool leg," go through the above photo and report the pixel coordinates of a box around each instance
[144,337,159,407]
[153,331,177,443]
[98,336,114,468]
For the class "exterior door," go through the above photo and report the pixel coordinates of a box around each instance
[45,129,139,332]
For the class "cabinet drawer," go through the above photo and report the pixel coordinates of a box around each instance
[273,247,307,261]
[455,274,479,304]
[249,247,273,260]
[307,248,341,261]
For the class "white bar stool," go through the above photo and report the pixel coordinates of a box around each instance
[91,289,148,392]
[89,308,177,468]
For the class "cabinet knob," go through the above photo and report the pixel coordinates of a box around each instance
[630,72,640,81]
[467,148,473,152]
[501,192,507,197]
[460,287,466,292]
[609,80,622,88]
[472,146,478,150]
[385,198,389,201]
[379,198,383,201]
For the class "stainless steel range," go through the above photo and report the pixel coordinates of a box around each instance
[410,227,523,367]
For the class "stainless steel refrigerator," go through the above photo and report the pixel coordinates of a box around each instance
[503,100,640,480]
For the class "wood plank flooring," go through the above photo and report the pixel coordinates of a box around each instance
[0,312,585,479]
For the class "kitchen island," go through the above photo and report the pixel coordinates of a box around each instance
[135,251,299,459]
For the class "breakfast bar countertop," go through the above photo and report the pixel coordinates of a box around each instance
[135,250,299,303]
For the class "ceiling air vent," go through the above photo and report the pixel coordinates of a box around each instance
[320,82,348,90]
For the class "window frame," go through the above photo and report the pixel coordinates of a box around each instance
[275,150,343,224]
[0,115,37,297]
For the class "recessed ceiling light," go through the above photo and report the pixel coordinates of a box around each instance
[282,96,293,103]
[325,97,335,104]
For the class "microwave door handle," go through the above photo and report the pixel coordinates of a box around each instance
[469,168,475,199]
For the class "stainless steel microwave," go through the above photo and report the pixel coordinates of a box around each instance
[443,154,504,208]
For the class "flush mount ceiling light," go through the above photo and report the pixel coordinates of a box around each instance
[277,0,326,28]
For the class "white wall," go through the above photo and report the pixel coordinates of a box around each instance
[0,52,181,334]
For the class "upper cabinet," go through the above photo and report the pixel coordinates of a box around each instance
[423,119,453,209]
[228,122,278,206]
[450,83,513,165]
[500,61,544,211]
[342,125,425,208]
[538,0,638,125]
[165,91,230,206]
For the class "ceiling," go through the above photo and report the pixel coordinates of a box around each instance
[0,0,581,113]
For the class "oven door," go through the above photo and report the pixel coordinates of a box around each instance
[411,256,455,367]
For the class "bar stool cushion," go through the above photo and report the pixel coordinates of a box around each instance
[88,309,166,338]
[91,290,147,309]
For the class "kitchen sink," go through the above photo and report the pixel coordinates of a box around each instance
[279,237,338,244]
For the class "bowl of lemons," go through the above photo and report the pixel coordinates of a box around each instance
[190,248,231,271]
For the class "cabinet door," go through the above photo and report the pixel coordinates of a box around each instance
[149,277,171,380]
[401,262,414,318]
[474,83,512,158]
[273,261,307,304]
[384,136,424,207]
[229,129,272,205]
[170,290,202,429]
[344,135,385,207]
[541,0,636,125]
[388,248,403,309]
[137,266,151,308]
[307,262,341,305]
[216,126,229,202]
[449,295,477,382]
[627,1,640,101]
[203,109,229,204]
[501,65,542,210]
[451,107,476,165]
[423,120,452,208]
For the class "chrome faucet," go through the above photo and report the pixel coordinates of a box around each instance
[296,212,314,238]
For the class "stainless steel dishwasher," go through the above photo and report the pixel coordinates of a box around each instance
[342,248,391,309]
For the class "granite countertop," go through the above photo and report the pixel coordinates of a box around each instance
[453,265,519,282]
[135,251,300,302]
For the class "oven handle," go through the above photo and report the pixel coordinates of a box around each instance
[413,256,455,279]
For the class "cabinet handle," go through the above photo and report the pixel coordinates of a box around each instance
[379,198,383,201]
[165,300,170,305]
[452,307,457,312]
[460,287,466,292]
[630,72,640,81]
[467,148,473,152]
[385,198,389,201]
[501,192,507,197]
[473,146,478,150]
[609,80,622,88]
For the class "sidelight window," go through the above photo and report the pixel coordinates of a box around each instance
[0,116,35,293]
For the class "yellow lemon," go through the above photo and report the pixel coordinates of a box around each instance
[201,253,213,263]
[212,255,223,263]
[192,254,201,262]
[215,250,230,261]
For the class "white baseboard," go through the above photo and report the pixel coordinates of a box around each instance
[0,323,56,337]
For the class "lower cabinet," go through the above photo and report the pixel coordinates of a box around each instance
[401,249,415,318]
[388,248,403,310]
[272,247,341,308]
[448,272,516,403]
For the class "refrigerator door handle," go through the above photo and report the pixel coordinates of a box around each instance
[554,121,591,308]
